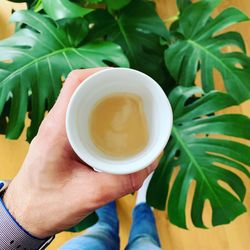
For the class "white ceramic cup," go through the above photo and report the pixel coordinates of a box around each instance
[66,68,173,174]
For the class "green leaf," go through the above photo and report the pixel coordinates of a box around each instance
[104,0,132,10]
[86,0,173,89]
[165,0,250,103]
[34,0,43,12]
[85,0,103,3]
[42,0,93,20]
[67,212,98,232]
[0,100,11,135]
[57,18,89,47]
[147,86,250,229]
[0,10,129,141]
[176,0,192,12]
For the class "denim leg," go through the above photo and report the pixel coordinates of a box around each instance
[59,201,120,250]
[125,203,161,250]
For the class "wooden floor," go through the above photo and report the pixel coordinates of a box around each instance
[0,0,249,249]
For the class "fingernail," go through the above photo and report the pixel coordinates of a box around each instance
[0,182,4,189]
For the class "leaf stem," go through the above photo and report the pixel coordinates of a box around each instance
[34,0,43,12]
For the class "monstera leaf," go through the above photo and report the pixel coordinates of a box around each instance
[104,0,132,10]
[0,10,129,141]
[42,0,93,20]
[86,0,172,88]
[86,0,103,3]
[147,86,250,228]
[176,0,191,11]
[35,0,131,16]
[165,0,250,103]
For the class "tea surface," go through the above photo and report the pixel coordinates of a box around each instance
[89,93,148,157]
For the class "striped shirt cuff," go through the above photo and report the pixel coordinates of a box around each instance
[0,196,53,249]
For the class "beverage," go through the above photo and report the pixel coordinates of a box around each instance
[66,68,172,174]
[89,93,148,157]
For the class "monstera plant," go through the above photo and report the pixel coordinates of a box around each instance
[0,0,249,231]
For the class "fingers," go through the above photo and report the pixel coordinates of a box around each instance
[92,160,159,207]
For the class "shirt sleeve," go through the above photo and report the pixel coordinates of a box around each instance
[0,180,54,250]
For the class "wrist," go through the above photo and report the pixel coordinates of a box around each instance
[3,183,51,239]
[0,196,54,249]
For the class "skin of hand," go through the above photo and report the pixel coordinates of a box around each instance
[3,68,158,239]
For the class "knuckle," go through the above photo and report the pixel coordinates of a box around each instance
[66,70,82,83]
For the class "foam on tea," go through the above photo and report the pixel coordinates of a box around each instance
[89,93,148,157]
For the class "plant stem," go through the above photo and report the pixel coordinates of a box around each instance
[34,0,43,12]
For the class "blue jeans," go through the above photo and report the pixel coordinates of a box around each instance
[59,202,161,250]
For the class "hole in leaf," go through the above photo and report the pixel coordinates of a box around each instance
[2,59,13,64]
[89,23,95,29]
[186,180,196,228]
[220,46,231,53]
[195,71,202,88]
[220,45,242,53]
[208,151,249,180]
[208,134,249,145]
[213,68,225,92]
[102,60,117,67]
[27,26,40,34]
[25,113,31,128]
[61,74,66,83]
[217,180,241,201]
[175,149,180,157]
[184,95,199,106]
[202,199,212,228]
[195,133,207,138]
[235,63,243,69]
[216,104,241,116]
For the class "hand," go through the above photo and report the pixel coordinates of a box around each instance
[3,68,158,239]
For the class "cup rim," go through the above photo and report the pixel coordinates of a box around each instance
[66,68,173,174]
